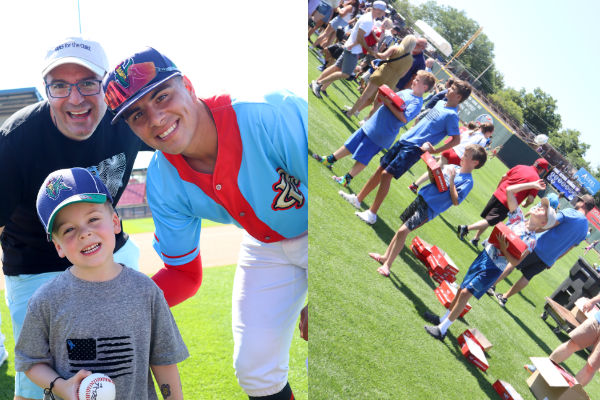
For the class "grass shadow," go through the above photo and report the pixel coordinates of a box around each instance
[446,343,499,398]
[438,214,480,255]
[504,307,554,355]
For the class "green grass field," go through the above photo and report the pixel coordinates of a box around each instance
[307,47,600,399]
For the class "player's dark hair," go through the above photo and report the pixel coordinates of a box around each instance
[452,79,472,103]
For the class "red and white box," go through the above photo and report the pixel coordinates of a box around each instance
[460,336,489,371]
[377,84,406,111]
[492,380,524,400]
[434,280,471,318]
[421,152,448,192]
[527,357,590,400]
[457,328,492,352]
[410,236,432,263]
[488,222,528,260]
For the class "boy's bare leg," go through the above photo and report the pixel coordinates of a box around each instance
[502,275,530,300]
[357,166,384,202]
[332,146,351,161]
[368,170,394,214]
[447,288,473,323]
[467,219,490,240]
[347,161,367,178]
[377,224,411,276]
[346,83,378,116]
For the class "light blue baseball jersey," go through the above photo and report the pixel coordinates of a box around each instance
[362,89,423,149]
[399,100,460,147]
[146,91,308,265]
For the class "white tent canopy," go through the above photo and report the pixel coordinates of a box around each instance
[414,20,452,57]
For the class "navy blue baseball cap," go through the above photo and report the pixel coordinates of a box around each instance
[103,47,182,124]
[36,167,113,240]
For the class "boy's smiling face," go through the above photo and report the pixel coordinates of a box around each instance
[52,202,120,269]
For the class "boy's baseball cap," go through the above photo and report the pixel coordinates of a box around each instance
[42,37,109,78]
[546,193,559,210]
[102,47,182,124]
[373,1,387,10]
[534,158,550,171]
[36,167,113,240]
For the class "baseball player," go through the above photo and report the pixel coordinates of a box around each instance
[102,47,307,400]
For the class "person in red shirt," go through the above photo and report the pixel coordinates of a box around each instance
[457,158,549,246]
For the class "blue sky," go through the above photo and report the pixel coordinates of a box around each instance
[419,0,600,169]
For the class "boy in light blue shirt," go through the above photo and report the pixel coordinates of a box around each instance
[313,70,436,187]
[368,144,487,277]
[339,79,472,225]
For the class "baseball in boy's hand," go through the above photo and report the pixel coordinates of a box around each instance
[78,373,116,400]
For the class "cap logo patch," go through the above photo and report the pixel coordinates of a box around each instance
[45,176,71,200]
[114,58,134,88]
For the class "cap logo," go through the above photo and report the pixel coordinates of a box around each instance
[115,58,134,88]
[45,175,71,200]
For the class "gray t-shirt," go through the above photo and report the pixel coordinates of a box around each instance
[15,266,189,400]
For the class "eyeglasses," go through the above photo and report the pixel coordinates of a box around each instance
[104,61,179,111]
[45,79,102,98]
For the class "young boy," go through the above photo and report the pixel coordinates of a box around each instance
[368,144,487,277]
[408,122,494,193]
[423,179,556,340]
[313,70,436,187]
[339,79,472,225]
[15,168,188,400]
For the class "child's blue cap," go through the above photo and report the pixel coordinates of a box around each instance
[546,193,559,210]
[36,167,113,241]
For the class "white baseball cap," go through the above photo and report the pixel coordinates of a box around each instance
[42,37,109,78]
[372,1,387,11]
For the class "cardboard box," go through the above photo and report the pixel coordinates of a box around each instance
[493,380,524,400]
[434,280,471,317]
[488,222,528,260]
[421,151,448,192]
[460,336,489,371]
[570,297,600,324]
[526,357,590,400]
[377,84,406,111]
[429,245,460,276]
[411,236,432,263]
[457,328,493,352]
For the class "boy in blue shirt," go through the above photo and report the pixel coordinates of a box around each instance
[493,194,594,307]
[338,79,472,225]
[313,70,436,187]
[423,180,556,340]
[368,144,487,277]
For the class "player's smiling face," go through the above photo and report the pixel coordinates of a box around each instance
[124,76,199,155]
[45,64,107,141]
[52,202,120,269]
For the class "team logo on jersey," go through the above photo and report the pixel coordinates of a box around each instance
[45,176,71,200]
[272,168,305,211]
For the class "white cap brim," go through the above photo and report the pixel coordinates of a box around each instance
[42,57,106,79]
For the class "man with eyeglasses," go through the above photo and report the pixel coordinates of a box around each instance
[0,37,147,400]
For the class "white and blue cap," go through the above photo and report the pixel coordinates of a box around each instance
[546,193,559,210]
[36,167,112,240]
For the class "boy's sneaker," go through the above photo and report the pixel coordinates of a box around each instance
[355,210,377,225]
[338,191,361,209]
[312,153,333,168]
[496,293,507,307]
[457,225,468,240]
[317,64,325,71]
[408,183,419,194]
[0,349,8,367]
[423,311,441,325]
[486,285,496,296]
[424,325,446,341]
[321,88,328,97]
[310,80,322,99]
[524,364,537,374]
[343,106,359,118]
[332,175,348,186]
[358,119,366,126]
[470,238,479,247]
